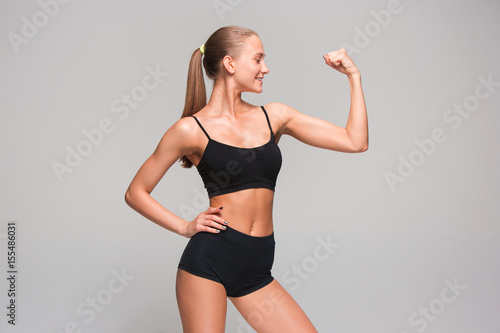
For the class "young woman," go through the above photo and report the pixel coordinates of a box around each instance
[125,25,368,332]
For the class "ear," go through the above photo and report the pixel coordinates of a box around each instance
[222,55,235,74]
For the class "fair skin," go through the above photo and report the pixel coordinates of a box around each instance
[125,34,367,332]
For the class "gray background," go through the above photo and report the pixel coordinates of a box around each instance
[1,0,499,332]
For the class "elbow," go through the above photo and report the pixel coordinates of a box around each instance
[345,130,368,153]
[124,190,132,207]
[124,188,137,207]
[349,141,368,153]
[125,185,151,208]
[357,143,369,153]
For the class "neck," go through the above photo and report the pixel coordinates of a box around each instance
[206,77,247,118]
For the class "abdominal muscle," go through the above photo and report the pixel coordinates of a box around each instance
[209,188,275,237]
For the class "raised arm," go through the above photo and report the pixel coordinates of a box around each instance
[124,117,227,238]
[277,48,368,153]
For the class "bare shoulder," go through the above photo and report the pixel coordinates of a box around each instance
[155,115,200,158]
[263,102,301,119]
[124,115,201,194]
[262,102,300,134]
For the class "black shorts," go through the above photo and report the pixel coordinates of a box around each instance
[178,225,275,297]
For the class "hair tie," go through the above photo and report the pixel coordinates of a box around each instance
[200,44,205,55]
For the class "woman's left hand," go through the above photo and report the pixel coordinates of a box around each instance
[323,48,360,76]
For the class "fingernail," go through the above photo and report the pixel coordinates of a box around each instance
[216,229,220,233]
[222,226,226,230]
[219,206,223,209]
[224,220,229,225]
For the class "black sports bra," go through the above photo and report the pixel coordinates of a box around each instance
[190,106,282,198]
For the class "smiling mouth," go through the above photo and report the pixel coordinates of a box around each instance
[256,77,263,82]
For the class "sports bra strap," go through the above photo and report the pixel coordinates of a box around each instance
[260,106,274,136]
[190,115,211,139]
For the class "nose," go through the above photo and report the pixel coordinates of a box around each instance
[261,59,269,75]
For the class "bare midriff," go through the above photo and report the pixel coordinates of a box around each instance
[209,188,274,237]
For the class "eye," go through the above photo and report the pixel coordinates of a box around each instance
[256,59,261,63]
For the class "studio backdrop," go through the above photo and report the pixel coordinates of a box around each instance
[1,0,499,332]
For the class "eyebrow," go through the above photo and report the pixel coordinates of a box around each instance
[254,52,266,57]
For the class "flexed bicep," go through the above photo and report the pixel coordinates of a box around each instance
[279,103,363,153]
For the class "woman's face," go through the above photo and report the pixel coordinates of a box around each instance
[231,35,269,94]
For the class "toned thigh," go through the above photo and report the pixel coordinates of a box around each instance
[176,269,228,333]
[229,279,318,333]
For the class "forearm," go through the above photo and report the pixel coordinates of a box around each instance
[345,72,368,151]
[125,189,188,237]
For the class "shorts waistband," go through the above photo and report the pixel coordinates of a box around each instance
[219,225,275,249]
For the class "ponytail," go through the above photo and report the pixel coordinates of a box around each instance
[181,47,207,119]
[178,48,207,168]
